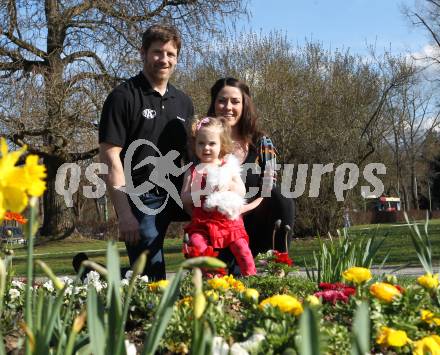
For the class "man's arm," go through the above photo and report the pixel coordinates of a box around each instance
[99,142,140,244]
[180,169,194,216]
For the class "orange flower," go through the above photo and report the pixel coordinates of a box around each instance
[370,282,401,303]
[3,211,27,224]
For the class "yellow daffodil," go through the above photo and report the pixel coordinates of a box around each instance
[370,282,401,303]
[207,277,230,291]
[413,335,440,355]
[417,273,439,290]
[0,138,46,221]
[342,266,372,284]
[243,288,259,302]
[376,326,409,347]
[259,294,303,316]
[420,310,440,326]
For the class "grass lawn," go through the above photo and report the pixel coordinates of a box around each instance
[6,219,440,276]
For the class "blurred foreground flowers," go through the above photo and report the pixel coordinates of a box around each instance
[0,138,46,220]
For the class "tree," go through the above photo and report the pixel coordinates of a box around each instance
[178,32,415,235]
[0,0,248,237]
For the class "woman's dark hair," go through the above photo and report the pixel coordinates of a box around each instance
[207,77,263,145]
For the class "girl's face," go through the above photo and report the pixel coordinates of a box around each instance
[195,127,222,164]
[214,86,243,128]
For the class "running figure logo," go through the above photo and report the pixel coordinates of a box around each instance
[123,139,192,215]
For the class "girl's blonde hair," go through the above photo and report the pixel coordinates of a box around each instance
[189,116,233,159]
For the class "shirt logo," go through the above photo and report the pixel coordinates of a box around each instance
[176,116,185,122]
[142,108,156,120]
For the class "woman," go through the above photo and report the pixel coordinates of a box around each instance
[207,77,294,259]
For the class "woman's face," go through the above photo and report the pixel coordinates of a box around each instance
[214,86,243,128]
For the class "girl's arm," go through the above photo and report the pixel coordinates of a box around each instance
[229,173,246,197]
[240,197,263,214]
[180,169,194,216]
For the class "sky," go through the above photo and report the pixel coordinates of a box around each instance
[236,0,429,57]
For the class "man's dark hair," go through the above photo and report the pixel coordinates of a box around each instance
[142,24,182,54]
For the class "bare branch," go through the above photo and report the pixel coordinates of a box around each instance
[414,12,440,49]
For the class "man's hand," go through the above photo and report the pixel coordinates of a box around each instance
[118,212,140,244]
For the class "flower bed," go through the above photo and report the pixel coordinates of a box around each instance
[2,265,439,354]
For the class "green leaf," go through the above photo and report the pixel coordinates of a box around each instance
[351,302,370,355]
[87,287,105,355]
[297,307,322,355]
[142,269,185,355]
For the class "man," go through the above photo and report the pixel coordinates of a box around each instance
[99,25,193,280]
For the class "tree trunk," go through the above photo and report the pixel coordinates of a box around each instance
[40,154,75,238]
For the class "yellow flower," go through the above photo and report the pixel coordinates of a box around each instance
[413,335,440,355]
[205,290,219,302]
[243,288,259,302]
[259,294,303,316]
[417,273,439,290]
[342,266,372,284]
[370,282,401,303]
[420,310,440,326]
[178,296,193,307]
[0,138,46,220]
[207,277,230,291]
[148,279,169,292]
[22,155,47,196]
[376,326,409,347]
[305,295,321,307]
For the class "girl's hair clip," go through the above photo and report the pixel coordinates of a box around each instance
[196,117,210,131]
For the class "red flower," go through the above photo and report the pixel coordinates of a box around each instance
[274,251,293,266]
[317,282,355,302]
[314,290,350,304]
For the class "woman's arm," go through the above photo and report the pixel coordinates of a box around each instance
[180,169,194,216]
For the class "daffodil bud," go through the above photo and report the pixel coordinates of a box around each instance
[72,311,87,333]
[20,322,35,352]
[182,256,226,270]
[36,260,64,290]
[82,260,108,278]
[132,252,147,279]
[193,292,207,319]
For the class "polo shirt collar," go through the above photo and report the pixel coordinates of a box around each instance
[137,71,177,98]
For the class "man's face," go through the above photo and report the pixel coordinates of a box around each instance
[141,40,178,83]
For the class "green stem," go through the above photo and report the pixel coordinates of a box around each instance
[25,200,37,355]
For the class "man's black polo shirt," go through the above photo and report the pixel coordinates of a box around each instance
[99,72,194,187]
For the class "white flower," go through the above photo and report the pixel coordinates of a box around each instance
[124,340,137,355]
[60,276,73,285]
[83,270,100,285]
[65,285,73,296]
[11,280,25,289]
[139,275,149,283]
[121,279,129,287]
[8,288,20,300]
[125,270,133,280]
[232,333,265,353]
[43,280,54,292]
[212,336,230,355]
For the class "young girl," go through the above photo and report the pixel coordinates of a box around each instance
[181,116,256,276]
